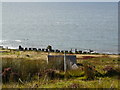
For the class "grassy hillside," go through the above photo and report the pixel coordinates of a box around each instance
[1,50,120,88]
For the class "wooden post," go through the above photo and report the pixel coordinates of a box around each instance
[47,51,50,64]
[64,51,66,72]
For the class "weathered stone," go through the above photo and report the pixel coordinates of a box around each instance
[25,48,28,51]
[55,49,60,53]
[47,45,52,51]
[61,50,64,53]
[42,49,45,51]
[78,51,82,54]
[33,48,37,51]
[29,48,32,50]
[38,48,41,51]
[69,51,73,54]
[65,50,68,53]
[19,45,24,51]
[45,49,48,52]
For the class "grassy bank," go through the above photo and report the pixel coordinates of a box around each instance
[1,50,120,88]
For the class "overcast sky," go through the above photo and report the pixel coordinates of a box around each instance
[1,0,119,2]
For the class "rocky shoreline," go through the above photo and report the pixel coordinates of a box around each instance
[0,45,119,55]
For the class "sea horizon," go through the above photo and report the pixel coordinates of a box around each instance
[1,2,118,54]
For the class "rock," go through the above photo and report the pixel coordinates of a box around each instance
[71,64,79,70]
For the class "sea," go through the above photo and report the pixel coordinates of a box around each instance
[0,2,118,54]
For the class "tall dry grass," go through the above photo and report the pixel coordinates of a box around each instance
[2,58,47,82]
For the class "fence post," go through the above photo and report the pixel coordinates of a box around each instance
[64,52,67,72]
[47,51,50,64]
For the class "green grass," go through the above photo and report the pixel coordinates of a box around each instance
[1,51,119,88]
[2,77,118,88]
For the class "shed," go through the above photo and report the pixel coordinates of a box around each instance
[0,46,3,49]
[47,55,76,71]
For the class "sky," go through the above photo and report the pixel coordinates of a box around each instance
[0,0,119,2]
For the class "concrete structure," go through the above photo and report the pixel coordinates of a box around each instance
[47,55,76,71]
[0,46,3,48]
[0,46,3,49]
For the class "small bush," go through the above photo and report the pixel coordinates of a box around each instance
[83,61,95,80]
[103,66,120,77]
[67,83,81,88]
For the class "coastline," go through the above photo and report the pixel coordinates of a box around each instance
[0,45,119,60]
[0,45,119,55]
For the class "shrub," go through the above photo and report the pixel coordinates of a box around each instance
[47,45,52,51]
[103,66,120,77]
[67,83,81,88]
[83,61,95,80]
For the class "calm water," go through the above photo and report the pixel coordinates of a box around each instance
[1,2,118,54]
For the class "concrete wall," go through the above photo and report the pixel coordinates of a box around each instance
[48,55,76,71]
